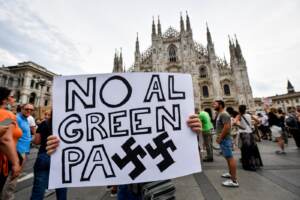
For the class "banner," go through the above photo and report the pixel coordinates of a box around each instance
[49,72,201,188]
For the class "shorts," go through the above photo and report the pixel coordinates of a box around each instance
[220,138,233,158]
[270,126,282,138]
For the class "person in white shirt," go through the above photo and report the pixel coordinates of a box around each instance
[27,115,36,136]
[258,113,271,140]
[233,105,263,171]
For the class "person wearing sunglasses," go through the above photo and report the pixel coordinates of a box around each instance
[16,104,35,158]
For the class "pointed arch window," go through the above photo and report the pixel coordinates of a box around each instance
[168,45,177,62]
[199,66,208,78]
[202,86,209,97]
[224,84,231,96]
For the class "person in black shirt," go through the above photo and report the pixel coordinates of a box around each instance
[30,110,67,200]
[278,109,288,144]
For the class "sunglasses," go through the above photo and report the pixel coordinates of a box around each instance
[24,108,34,111]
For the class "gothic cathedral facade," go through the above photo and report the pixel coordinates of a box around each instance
[113,14,254,114]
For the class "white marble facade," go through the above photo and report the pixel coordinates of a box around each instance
[113,14,254,115]
[0,61,55,108]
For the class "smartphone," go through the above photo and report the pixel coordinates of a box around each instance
[0,118,13,126]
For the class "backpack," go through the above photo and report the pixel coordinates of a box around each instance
[285,115,298,129]
[142,180,176,200]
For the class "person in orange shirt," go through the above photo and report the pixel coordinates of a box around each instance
[0,87,22,195]
[0,126,9,137]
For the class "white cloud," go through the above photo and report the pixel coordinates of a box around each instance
[0,0,85,74]
[0,48,21,65]
[0,0,299,96]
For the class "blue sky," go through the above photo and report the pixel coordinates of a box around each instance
[0,0,299,97]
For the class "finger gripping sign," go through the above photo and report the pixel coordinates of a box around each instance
[49,73,202,188]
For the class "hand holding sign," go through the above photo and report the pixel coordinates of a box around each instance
[46,135,60,155]
[186,114,202,134]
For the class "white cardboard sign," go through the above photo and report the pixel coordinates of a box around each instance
[49,73,201,188]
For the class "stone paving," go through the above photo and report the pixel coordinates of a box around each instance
[15,139,300,200]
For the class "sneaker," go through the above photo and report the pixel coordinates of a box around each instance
[44,189,55,197]
[222,179,239,187]
[106,186,112,191]
[275,150,286,155]
[110,192,117,197]
[221,172,231,178]
[110,186,117,197]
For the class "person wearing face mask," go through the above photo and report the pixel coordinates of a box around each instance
[0,87,22,199]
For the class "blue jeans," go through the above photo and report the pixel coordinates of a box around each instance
[30,152,67,200]
[220,138,233,158]
[117,185,141,200]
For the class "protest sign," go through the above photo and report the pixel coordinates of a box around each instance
[49,72,201,188]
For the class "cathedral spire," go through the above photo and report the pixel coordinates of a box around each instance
[157,16,162,36]
[180,12,185,33]
[113,49,119,72]
[118,48,123,72]
[235,34,241,52]
[228,35,236,63]
[287,80,295,93]
[120,47,123,57]
[123,63,126,72]
[135,33,140,54]
[228,35,232,47]
[152,16,156,37]
[223,54,228,66]
[186,11,191,32]
[206,22,215,58]
[206,22,213,45]
[229,35,234,51]
[135,33,141,65]
[119,48,123,64]
[234,34,245,62]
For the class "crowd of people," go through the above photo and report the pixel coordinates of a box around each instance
[1,84,300,199]
[196,100,300,188]
[0,87,66,200]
